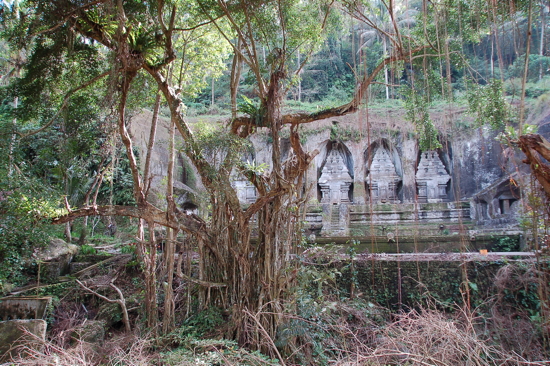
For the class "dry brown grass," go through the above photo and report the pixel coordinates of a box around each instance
[276,294,550,366]
[1,331,155,366]
[328,305,550,366]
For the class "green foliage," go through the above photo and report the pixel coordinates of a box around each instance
[97,147,138,206]
[402,87,442,151]
[492,236,520,252]
[237,95,266,127]
[182,306,224,337]
[243,160,268,175]
[495,123,538,144]
[467,79,509,130]
[507,55,550,83]
[189,121,252,182]
[79,244,97,255]
[35,281,78,298]
[329,123,362,142]
[0,175,61,292]
[119,243,137,254]
[160,337,280,366]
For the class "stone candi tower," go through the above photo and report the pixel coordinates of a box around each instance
[319,146,353,204]
[366,148,402,203]
[416,150,450,202]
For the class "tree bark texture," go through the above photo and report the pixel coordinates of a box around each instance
[520,134,550,199]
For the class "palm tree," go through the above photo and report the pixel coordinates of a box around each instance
[354,0,417,99]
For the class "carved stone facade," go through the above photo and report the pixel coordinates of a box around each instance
[318,146,353,204]
[130,109,526,241]
[366,148,402,203]
[234,180,257,204]
[415,151,451,203]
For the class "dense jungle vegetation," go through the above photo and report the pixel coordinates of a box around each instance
[1,0,550,364]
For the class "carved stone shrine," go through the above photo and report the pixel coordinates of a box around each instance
[416,150,451,203]
[319,146,353,204]
[233,179,257,204]
[366,148,402,203]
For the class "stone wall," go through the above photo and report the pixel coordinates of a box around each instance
[131,108,534,240]
[332,258,539,311]
[245,111,527,238]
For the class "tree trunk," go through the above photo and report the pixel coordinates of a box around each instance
[145,219,158,331]
[8,97,18,177]
[211,77,215,107]
[383,37,390,100]
[64,222,72,243]
[162,113,177,333]
[520,134,550,199]
[297,49,302,102]
[138,91,162,255]
[540,1,545,81]
[230,39,243,119]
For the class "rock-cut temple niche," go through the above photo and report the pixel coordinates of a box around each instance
[318,142,353,204]
[416,150,451,202]
[366,147,402,203]
[232,151,258,204]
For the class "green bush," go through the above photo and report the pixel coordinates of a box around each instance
[182,307,224,337]
[0,179,61,292]
[79,244,97,255]
[492,236,519,252]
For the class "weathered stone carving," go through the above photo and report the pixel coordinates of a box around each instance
[319,147,353,204]
[0,297,52,321]
[416,151,450,202]
[233,179,257,204]
[366,148,402,203]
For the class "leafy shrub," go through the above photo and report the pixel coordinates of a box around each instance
[182,307,224,337]
[160,338,280,365]
[0,179,61,292]
[120,243,137,254]
[79,244,97,255]
[492,236,519,252]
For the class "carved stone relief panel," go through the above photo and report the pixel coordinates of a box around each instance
[318,146,353,204]
[366,148,402,203]
[416,151,450,202]
[233,179,257,204]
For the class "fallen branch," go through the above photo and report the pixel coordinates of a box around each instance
[175,271,227,288]
[243,308,286,366]
[76,279,131,332]
[51,203,205,235]
[70,254,131,279]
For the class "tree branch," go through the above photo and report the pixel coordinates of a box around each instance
[18,71,110,139]
[52,204,206,234]
[231,45,432,132]
[28,0,108,38]
[76,279,131,332]
[176,272,227,288]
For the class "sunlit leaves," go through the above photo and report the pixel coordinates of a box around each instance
[188,121,251,175]
[467,78,509,130]
[402,86,442,151]
[172,26,231,99]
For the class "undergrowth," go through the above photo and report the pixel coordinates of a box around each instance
[4,249,549,366]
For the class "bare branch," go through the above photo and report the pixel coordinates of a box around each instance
[76,279,131,332]
[51,203,206,234]
[176,272,227,288]
[172,16,224,31]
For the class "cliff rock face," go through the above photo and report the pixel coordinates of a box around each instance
[131,107,538,241]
